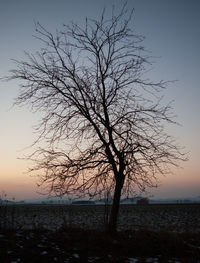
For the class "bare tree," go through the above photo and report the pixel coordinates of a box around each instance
[8,4,186,233]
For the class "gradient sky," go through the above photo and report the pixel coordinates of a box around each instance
[0,0,199,201]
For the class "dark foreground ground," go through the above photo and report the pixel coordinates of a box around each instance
[0,204,200,262]
[0,227,200,263]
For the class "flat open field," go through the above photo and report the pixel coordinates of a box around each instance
[1,203,200,232]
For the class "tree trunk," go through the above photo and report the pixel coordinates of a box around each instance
[108,178,123,234]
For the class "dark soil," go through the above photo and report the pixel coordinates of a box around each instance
[0,227,200,263]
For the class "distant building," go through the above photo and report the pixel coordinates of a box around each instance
[136,198,149,205]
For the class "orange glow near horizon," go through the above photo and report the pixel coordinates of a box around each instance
[0,156,199,201]
[0,101,199,201]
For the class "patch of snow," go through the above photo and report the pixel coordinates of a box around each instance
[88,257,100,262]
[146,258,159,263]
[187,243,200,249]
[72,253,79,258]
[7,250,13,254]
[168,260,180,263]
[41,251,48,255]
[146,258,152,262]
[37,244,45,248]
[128,258,138,263]
[0,234,4,238]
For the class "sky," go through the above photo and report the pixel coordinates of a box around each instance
[0,0,199,201]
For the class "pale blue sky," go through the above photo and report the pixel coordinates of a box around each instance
[0,0,199,200]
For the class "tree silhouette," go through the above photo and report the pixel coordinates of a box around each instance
[8,4,186,233]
